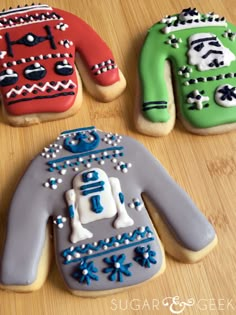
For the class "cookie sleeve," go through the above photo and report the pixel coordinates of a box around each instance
[55,8,120,86]
[0,158,52,286]
[127,137,216,252]
[139,26,171,122]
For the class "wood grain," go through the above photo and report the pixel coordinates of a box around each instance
[0,0,236,314]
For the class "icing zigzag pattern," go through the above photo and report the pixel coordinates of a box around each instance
[0,12,62,29]
[6,80,76,98]
[62,226,153,264]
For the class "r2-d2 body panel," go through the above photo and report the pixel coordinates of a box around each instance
[73,168,117,224]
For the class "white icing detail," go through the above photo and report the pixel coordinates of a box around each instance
[109,177,134,229]
[56,22,69,31]
[0,16,64,30]
[161,15,177,24]
[60,169,67,175]
[179,8,200,21]
[6,69,13,75]
[143,253,149,259]
[53,215,67,229]
[65,189,93,243]
[114,262,120,268]
[25,66,45,75]
[0,51,7,59]
[223,29,236,41]
[188,33,235,71]
[205,12,219,19]
[65,168,133,243]
[82,269,88,275]
[215,84,236,107]
[162,19,227,34]
[187,90,209,110]
[6,80,76,98]
[0,5,53,18]
[27,34,34,42]
[0,72,17,82]
[74,252,80,258]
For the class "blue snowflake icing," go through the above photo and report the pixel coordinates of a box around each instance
[134,245,157,268]
[73,260,99,285]
[103,254,132,282]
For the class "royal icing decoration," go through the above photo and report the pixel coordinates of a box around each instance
[134,245,157,268]
[103,254,132,282]
[53,215,67,229]
[139,8,236,133]
[0,127,216,294]
[188,33,235,71]
[187,90,209,110]
[0,4,121,120]
[215,84,236,107]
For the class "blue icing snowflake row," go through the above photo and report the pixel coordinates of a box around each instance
[62,226,154,264]
[71,246,157,286]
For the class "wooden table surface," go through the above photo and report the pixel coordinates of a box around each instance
[0,0,236,314]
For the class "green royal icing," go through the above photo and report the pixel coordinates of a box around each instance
[139,10,236,128]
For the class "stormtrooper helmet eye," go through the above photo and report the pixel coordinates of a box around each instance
[194,43,204,52]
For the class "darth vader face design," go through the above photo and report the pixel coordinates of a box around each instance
[188,33,235,71]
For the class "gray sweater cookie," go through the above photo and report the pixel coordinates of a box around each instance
[0,126,216,293]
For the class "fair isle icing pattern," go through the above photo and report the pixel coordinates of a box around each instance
[0,127,216,292]
[0,4,120,117]
[62,226,154,264]
[139,8,236,130]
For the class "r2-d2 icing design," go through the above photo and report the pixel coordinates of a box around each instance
[188,33,235,71]
[65,168,134,243]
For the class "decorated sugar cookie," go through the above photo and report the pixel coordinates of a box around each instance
[136,8,236,136]
[0,4,126,126]
[0,127,217,296]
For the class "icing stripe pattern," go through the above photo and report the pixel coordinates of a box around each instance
[162,17,227,34]
[61,126,95,135]
[2,53,73,68]
[184,72,236,86]
[62,226,154,264]
[47,147,124,165]
[0,5,52,18]
[7,91,75,106]
[6,80,76,98]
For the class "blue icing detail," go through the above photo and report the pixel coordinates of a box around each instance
[103,254,132,282]
[62,226,154,264]
[134,201,141,207]
[82,186,104,196]
[80,181,104,191]
[134,245,157,268]
[73,261,99,285]
[68,205,74,219]
[119,192,125,204]
[82,170,99,182]
[63,130,100,153]
[91,195,103,213]
[47,146,124,165]
[61,126,95,135]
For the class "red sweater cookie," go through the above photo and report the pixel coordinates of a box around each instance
[0,4,126,125]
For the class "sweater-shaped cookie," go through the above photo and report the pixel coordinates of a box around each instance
[0,127,217,296]
[0,4,126,126]
[137,8,236,136]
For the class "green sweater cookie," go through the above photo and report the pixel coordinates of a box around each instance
[139,8,236,131]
